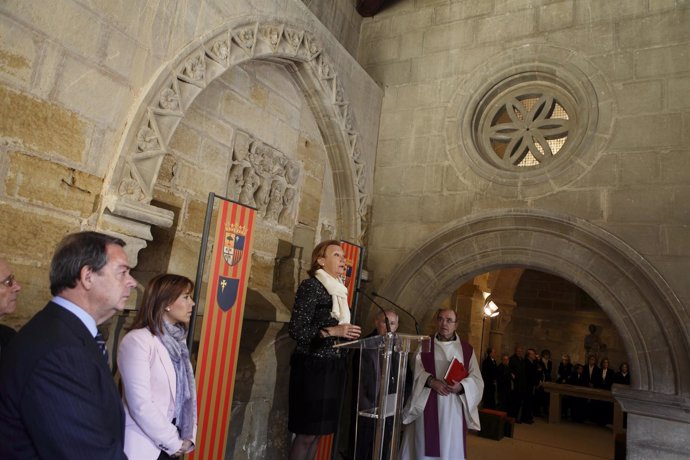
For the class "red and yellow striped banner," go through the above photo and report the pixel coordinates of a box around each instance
[313,240,364,460]
[189,199,255,460]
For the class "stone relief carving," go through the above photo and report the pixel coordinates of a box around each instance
[113,20,371,242]
[227,132,301,225]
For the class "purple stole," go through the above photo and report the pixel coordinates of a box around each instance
[420,335,473,458]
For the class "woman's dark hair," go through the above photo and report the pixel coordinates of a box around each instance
[130,274,194,335]
[50,231,126,296]
[307,239,342,277]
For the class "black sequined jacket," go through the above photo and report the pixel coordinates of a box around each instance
[288,277,341,359]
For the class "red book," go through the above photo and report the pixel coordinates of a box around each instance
[444,357,469,384]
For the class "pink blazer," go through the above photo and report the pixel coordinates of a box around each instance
[118,328,196,460]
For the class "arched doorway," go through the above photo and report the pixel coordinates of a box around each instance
[377,208,690,456]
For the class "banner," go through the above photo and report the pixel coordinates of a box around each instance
[189,197,255,460]
[314,240,365,460]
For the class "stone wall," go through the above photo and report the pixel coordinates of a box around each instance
[300,0,363,58]
[361,0,690,456]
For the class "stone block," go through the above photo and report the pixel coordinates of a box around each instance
[3,0,103,60]
[0,86,88,162]
[663,226,690,256]
[267,91,301,131]
[422,21,474,54]
[5,152,102,217]
[192,82,224,115]
[609,114,682,150]
[607,187,676,223]
[614,80,663,115]
[538,1,575,31]
[606,224,663,256]
[573,0,647,24]
[648,0,678,12]
[55,56,131,125]
[433,1,493,24]
[668,76,690,110]
[0,202,76,265]
[167,233,200,281]
[389,9,434,36]
[475,10,536,45]
[399,31,424,60]
[635,43,690,78]
[183,198,208,235]
[297,182,322,228]
[0,15,36,88]
[420,192,472,223]
[618,8,690,49]
[296,135,326,179]
[372,195,422,223]
[659,150,690,185]
[254,61,301,103]
[184,107,234,146]
[378,109,414,141]
[590,52,634,81]
[531,189,604,221]
[103,26,141,81]
[374,166,405,194]
[619,152,661,185]
[168,122,202,159]
[199,139,230,173]
[174,161,225,196]
[365,60,412,86]
[220,90,266,136]
[571,154,619,189]
[547,24,615,54]
[413,106,445,136]
[424,164,445,194]
[362,36,400,64]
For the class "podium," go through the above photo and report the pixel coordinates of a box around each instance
[335,333,430,460]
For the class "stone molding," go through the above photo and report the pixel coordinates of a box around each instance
[98,18,370,244]
[378,209,690,396]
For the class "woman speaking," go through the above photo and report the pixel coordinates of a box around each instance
[288,240,361,460]
[118,274,197,459]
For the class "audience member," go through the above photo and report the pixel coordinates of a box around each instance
[556,354,573,384]
[613,362,630,385]
[118,274,197,459]
[583,354,601,388]
[567,364,588,422]
[287,240,361,460]
[535,349,552,417]
[522,348,538,423]
[496,353,512,412]
[481,347,498,409]
[0,257,21,358]
[400,308,483,460]
[508,345,527,423]
[593,358,614,425]
[0,231,135,459]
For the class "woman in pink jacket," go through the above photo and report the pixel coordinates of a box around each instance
[118,274,197,459]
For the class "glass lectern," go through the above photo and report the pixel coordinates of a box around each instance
[335,333,430,460]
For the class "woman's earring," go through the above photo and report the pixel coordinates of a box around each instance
[165,307,171,312]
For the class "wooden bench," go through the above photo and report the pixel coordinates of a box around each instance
[478,409,514,440]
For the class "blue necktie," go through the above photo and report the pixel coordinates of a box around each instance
[95,331,108,365]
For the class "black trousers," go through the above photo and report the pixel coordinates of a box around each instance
[158,450,174,460]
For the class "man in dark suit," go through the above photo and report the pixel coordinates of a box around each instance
[0,231,137,459]
[0,257,22,359]
[508,345,527,422]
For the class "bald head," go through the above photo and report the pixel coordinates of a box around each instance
[374,310,399,335]
[0,258,21,317]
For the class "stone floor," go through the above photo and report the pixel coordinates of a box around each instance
[467,418,615,459]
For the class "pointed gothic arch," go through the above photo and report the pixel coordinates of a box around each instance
[96,19,371,257]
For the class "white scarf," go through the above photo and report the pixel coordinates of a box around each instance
[314,269,351,324]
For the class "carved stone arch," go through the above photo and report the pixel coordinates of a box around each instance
[97,18,370,257]
[379,209,690,399]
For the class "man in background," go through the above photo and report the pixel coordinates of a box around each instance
[0,231,136,459]
[0,257,22,358]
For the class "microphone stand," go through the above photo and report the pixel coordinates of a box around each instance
[372,291,421,335]
[358,290,391,334]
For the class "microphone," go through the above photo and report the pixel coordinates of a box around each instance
[372,291,421,335]
[358,290,391,334]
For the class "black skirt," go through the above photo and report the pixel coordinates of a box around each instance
[288,352,346,435]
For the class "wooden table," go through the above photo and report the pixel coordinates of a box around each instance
[543,382,625,435]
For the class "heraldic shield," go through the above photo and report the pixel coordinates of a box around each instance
[217,276,240,312]
[223,229,245,266]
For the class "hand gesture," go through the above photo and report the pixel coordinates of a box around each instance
[328,323,361,340]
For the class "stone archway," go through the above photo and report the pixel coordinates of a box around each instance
[96,18,371,260]
[379,208,690,455]
[379,208,690,397]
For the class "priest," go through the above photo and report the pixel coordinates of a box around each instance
[400,308,483,460]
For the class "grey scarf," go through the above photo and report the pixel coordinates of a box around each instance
[160,321,197,441]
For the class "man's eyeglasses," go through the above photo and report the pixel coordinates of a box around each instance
[1,274,16,288]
